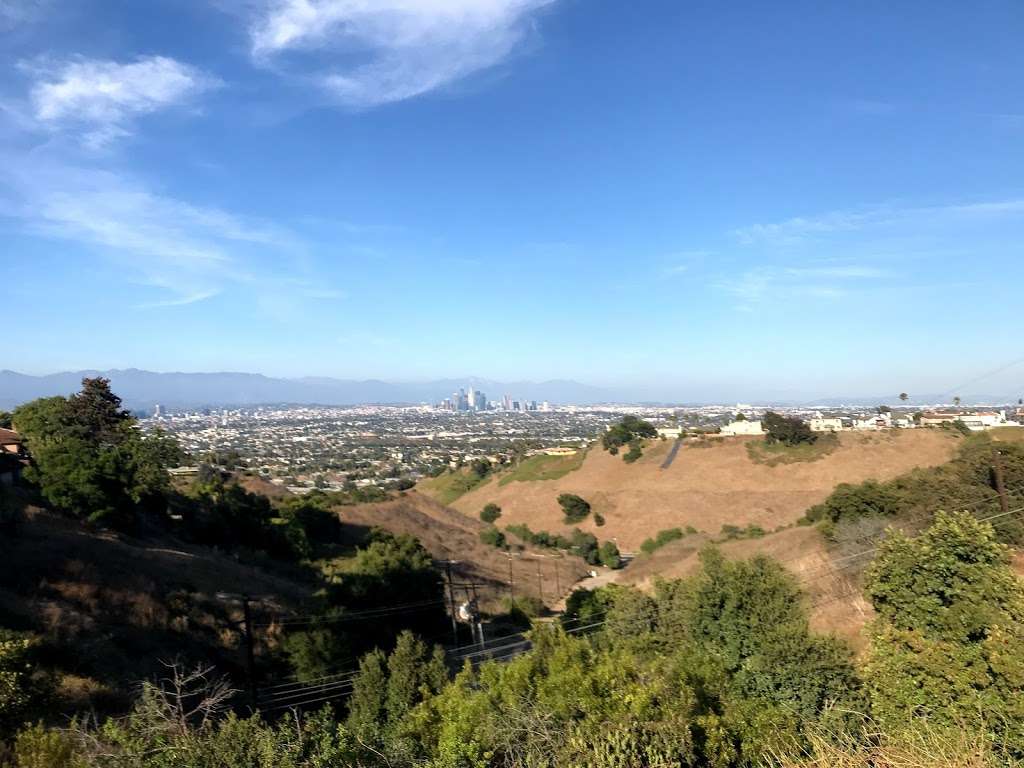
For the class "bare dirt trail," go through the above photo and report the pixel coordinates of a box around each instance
[451,430,958,551]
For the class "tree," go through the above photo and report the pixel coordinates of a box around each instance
[622,440,643,463]
[762,411,817,446]
[597,540,620,568]
[13,380,182,527]
[479,526,506,548]
[899,392,909,403]
[864,511,1024,755]
[0,411,11,429]
[601,415,657,455]
[557,493,591,523]
[953,396,962,408]
[479,503,501,523]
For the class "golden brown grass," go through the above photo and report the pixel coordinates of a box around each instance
[773,725,1001,768]
[451,430,958,551]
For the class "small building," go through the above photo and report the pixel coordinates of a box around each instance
[809,417,844,432]
[920,410,1008,431]
[720,420,764,436]
[656,426,684,440]
[542,447,578,456]
[0,428,28,486]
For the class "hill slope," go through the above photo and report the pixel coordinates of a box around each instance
[337,491,589,609]
[450,430,959,550]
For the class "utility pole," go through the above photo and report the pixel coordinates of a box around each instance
[535,559,543,602]
[443,560,459,644]
[553,557,561,597]
[506,553,515,604]
[241,597,258,712]
[993,449,1010,516]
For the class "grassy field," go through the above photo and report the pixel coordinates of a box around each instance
[417,468,490,505]
[990,426,1024,443]
[498,450,587,486]
[746,433,840,466]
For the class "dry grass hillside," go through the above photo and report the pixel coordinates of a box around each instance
[337,491,589,609]
[0,503,315,714]
[449,430,959,550]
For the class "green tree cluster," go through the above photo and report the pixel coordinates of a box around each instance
[283,531,447,681]
[803,434,1024,543]
[762,411,817,446]
[601,415,657,455]
[505,523,609,565]
[863,511,1024,759]
[13,378,183,528]
[479,503,501,523]
[557,492,591,523]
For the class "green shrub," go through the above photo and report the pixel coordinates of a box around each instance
[479,526,507,548]
[598,541,621,568]
[640,527,685,554]
[622,440,643,463]
[479,503,502,524]
[558,493,591,524]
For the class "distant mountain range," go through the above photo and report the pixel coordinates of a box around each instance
[0,369,621,410]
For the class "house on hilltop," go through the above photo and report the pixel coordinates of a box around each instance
[920,410,1008,430]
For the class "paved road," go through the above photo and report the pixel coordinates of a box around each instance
[660,438,683,470]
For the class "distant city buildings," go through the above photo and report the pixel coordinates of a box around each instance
[437,385,538,412]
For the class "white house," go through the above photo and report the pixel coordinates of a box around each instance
[920,410,1007,430]
[720,419,764,436]
[809,417,844,432]
[656,426,684,439]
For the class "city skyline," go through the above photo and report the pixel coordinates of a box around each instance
[2,2,1023,397]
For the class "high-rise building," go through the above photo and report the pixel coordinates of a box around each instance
[153,404,163,418]
[467,386,476,411]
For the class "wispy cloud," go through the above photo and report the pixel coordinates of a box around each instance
[0,152,342,310]
[733,199,1024,246]
[716,263,890,311]
[20,55,220,148]
[248,0,555,107]
[662,249,711,276]
[0,0,48,30]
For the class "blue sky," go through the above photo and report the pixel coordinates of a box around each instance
[2,0,1023,400]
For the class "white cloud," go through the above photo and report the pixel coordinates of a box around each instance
[716,263,891,310]
[23,55,219,147]
[733,199,1024,246]
[249,0,554,107]
[0,153,341,310]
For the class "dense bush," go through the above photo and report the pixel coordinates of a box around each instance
[6,515,1023,768]
[478,525,506,548]
[601,415,657,455]
[863,511,1024,758]
[479,503,501,523]
[640,527,685,554]
[622,439,644,463]
[557,492,591,523]
[763,411,817,446]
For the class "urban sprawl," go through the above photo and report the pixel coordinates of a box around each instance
[142,387,1024,495]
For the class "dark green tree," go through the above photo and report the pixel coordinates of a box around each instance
[558,493,591,523]
[762,411,817,446]
[479,503,501,523]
